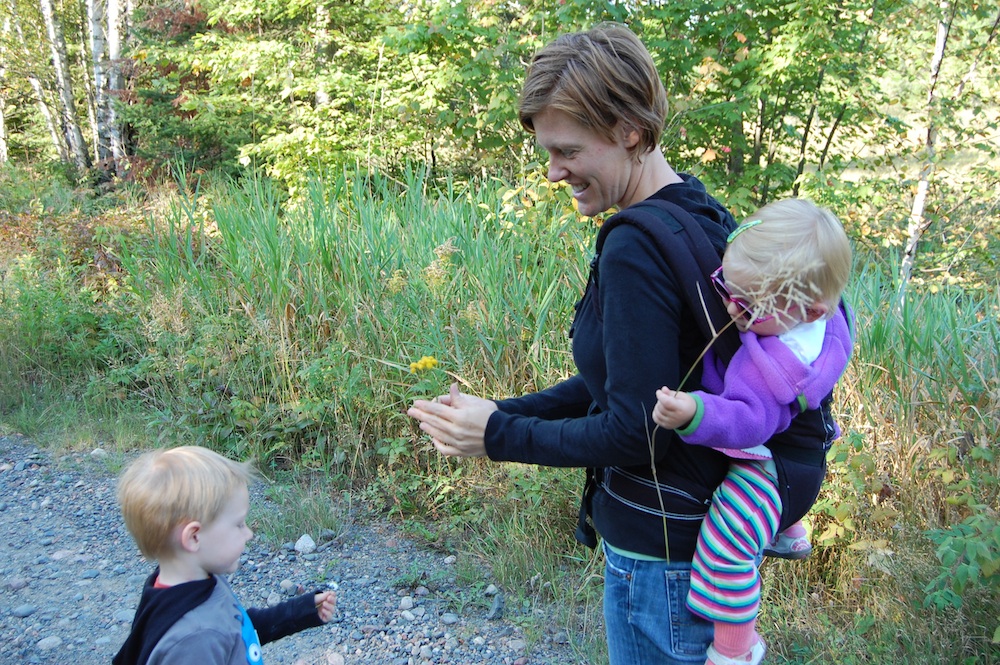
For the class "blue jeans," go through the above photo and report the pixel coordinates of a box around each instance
[603,544,714,665]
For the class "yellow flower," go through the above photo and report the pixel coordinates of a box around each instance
[409,355,438,373]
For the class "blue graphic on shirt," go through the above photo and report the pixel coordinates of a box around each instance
[239,605,263,664]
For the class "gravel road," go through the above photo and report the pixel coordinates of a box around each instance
[0,435,592,665]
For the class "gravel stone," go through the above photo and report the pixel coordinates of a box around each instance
[0,435,590,664]
[12,604,37,618]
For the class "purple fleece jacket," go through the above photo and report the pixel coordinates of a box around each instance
[676,305,853,451]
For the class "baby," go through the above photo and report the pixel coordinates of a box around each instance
[653,198,853,665]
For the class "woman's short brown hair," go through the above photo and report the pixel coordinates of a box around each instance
[518,23,667,158]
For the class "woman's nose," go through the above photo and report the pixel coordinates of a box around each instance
[547,158,567,183]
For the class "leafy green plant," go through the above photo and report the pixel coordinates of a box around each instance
[924,510,1000,643]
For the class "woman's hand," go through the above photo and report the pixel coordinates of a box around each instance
[407,383,498,457]
[652,386,696,430]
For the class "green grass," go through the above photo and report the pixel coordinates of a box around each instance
[0,164,998,664]
[250,474,352,547]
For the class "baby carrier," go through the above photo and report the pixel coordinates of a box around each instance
[575,199,835,548]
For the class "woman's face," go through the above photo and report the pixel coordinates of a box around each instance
[531,107,638,217]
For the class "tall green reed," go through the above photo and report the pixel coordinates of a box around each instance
[113,167,589,474]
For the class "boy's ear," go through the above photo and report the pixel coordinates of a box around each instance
[804,302,829,323]
[178,521,202,553]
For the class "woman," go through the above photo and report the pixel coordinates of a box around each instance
[409,24,741,664]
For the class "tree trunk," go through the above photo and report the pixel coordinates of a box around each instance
[0,107,6,164]
[313,2,330,106]
[80,18,101,164]
[28,74,69,162]
[87,0,111,164]
[792,69,824,197]
[0,16,9,163]
[9,4,68,162]
[39,0,92,171]
[899,0,954,301]
[103,0,128,174]
[818,106,846,170]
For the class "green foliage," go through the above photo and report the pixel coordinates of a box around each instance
[0,162,92,216]
[95,0,998,229]
[925,512,1000,612]
[251,475,350,547]
[633,0,906,211]
[104,167,591,473]
[2,163,1000,662]
[0,255,125,387]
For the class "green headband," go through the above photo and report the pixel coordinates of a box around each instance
[727,219,762,243]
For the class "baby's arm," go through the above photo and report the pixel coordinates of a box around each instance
[652,387,697,429]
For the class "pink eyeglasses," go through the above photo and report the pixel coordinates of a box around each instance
[710,266,775,325]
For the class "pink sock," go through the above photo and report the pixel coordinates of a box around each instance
[713,620,758,658]
[782,521,807,538]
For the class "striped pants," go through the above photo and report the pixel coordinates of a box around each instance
[687,459,781,624]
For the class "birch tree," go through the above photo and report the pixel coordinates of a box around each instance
[86,0,126,173]
[87,0,108,163]
[6,0,69,162]
[898,0,953,300]
[39,0,91,171]
[0,15,8,163]
[102,0,127,173]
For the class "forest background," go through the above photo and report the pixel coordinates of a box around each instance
[0,0,998,663]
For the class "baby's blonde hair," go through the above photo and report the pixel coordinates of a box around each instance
[723,198,852,316]
[117,446,253,560]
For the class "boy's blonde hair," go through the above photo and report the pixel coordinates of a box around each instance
[724,198,852,316]
[117,446,254,560]
[518,23,667,159]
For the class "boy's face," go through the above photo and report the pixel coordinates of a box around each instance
[196,484,253,576]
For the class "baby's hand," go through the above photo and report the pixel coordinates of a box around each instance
[652,387,696,429]
[313,591,336,623]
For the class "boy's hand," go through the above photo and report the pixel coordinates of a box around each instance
[652,387,696,429]
[313,591,336,623]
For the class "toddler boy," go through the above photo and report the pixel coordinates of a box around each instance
[113,445,336,665]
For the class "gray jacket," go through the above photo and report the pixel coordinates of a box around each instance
[116,572,323,665]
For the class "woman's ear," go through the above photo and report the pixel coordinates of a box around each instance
[620,124,640,150]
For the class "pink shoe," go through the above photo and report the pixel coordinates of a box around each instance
[763,531,812,560]
[706,636,766,665]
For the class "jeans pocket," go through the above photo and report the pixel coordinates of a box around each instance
[664,568,713,658]
[604,547,632,580]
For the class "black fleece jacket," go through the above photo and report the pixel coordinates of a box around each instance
[483,174,736,560]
